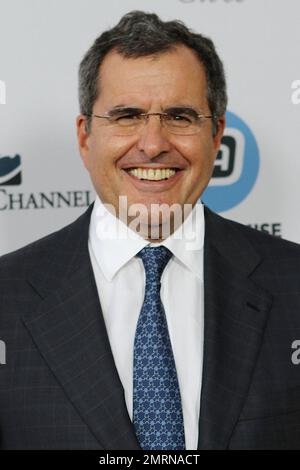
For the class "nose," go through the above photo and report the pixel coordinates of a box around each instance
[136,114,172,159]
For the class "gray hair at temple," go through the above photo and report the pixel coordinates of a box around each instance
[78,10,227,136]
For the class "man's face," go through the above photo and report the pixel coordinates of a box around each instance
[77,45,225,236]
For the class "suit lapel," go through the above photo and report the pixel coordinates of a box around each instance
[22,204,140,450]
[198,208,273,449]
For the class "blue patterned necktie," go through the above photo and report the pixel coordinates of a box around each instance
[133,246,185,450]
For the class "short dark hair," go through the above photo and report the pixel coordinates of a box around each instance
[79,10,227,135]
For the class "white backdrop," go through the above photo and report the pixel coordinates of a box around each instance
[0,0,299,256]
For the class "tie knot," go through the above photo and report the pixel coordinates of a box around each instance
[137,246,173,283]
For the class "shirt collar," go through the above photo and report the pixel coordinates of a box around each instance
[89,195,204,282]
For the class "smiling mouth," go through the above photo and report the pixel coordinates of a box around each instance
[123,167,181,181]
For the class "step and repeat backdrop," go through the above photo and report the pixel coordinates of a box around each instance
[0,0,299,255]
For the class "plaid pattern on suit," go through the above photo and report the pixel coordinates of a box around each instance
[0,203,300,449]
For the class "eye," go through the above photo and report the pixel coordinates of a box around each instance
[113,114,142,125]
[167,114,193,125]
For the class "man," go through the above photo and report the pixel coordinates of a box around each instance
[1,11,300,450]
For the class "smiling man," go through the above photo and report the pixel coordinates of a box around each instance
[1,10,300,451]
[77,41,224,241]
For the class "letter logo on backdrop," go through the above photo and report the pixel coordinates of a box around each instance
[0,154,22,185]
[202,111,260,212]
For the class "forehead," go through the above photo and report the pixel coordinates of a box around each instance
[96,45,208,109]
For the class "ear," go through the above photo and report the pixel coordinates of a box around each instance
[76,114,91,170]
[213,115,226,153]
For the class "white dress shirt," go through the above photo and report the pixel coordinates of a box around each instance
[88,195,205,450]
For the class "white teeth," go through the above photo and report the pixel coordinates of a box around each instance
[126,168,177,180]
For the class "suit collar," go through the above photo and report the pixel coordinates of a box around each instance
[203,205,262,277]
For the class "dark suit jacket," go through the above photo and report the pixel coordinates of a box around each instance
[1,204,300,450]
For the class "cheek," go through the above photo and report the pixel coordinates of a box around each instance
[89,135,135,172]
[175,138,215,174]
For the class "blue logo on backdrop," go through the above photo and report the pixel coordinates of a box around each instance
[202,111,259,212]
[0,154,22,185]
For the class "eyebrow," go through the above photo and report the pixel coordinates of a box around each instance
[107,106,144,116]
[164,106,200,117]
[107,105,202,116]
